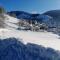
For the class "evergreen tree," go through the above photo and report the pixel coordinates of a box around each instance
[0,6,5,14]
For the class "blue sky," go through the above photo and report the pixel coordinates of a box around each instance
[0,0,60,13]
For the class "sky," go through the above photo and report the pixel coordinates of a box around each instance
[0,0,60,13]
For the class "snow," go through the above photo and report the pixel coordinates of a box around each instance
[0,28,60,51]
[4,14,19,29]
[5,14,19,23]
[0,14,60,51]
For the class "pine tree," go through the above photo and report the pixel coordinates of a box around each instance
[0,6,5,14]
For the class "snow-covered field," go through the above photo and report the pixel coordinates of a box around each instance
[0,14,60,51]
[0,28,60,51]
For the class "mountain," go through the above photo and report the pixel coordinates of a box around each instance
[43,10,60,18]
[8,11,51,22]
[43,10,60,34]
[0,10,60,35]
[8,11,31,20]
[7,10,60,35]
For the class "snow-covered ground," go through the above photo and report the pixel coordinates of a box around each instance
[4,14,19,29]
[0,28,60,51]
[0,14,60,50]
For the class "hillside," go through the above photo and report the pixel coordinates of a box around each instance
[43,10,60,18]
[0,14,19,29]
[0,11,59,51]
[8,10,60,35]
